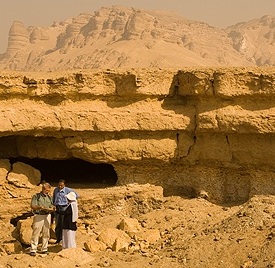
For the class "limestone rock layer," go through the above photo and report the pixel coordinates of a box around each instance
[0,67,275,203]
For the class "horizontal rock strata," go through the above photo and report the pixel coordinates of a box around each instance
[0,67,275,203]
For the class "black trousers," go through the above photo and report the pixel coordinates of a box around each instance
[54,206,67,242]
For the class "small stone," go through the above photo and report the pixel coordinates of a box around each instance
[241,260,253,268]
[141,221,147,228]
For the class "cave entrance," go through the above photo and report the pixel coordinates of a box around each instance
[9,158,118,188]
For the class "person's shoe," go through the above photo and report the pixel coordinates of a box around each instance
[30,252,36,256]
[39,250,49,255]
[55,240,62,245]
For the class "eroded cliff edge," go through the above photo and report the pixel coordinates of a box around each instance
[0,67,275,203]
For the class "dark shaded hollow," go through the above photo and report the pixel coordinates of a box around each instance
[9,158,118,188]
[163,185,197,199]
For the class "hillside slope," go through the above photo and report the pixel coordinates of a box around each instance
[226,15,275,66]
[0,6,268,71]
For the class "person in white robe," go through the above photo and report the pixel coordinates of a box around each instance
[62,191,78,248]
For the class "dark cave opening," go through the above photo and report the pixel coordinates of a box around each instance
[9,157,118,188]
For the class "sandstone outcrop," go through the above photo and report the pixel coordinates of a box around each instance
[0,67,275,203]
[6,162,41,188]
[0,159,10,185]
[6,21,29,55]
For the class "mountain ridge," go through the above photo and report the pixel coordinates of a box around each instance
[0,6,274,70]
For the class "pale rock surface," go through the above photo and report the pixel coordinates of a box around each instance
[117,217,142,237]
[226,15,275,66]
[84,239,107,252]
[16,218,33,245]
[0,159,11,185]
[80,184,163,222]
[112,236,130,252]
[97,227,131,249]
[135,229,161,243]
[6,21,29,55]
[1,68,275,202]
[2,240,23,255]
[7,162,41,188]
[52,248,94,266]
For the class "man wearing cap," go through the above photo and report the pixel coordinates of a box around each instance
[53,179,79,244]
[30,183,55,256]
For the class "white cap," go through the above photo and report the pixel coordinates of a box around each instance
[65,191,77,201]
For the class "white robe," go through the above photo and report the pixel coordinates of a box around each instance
[62,229,76,248]
[62,200,78,249]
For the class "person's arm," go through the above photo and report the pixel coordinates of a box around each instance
[31,194,56,212]
[40,195,56,212]
[40,206,55,212]
[31,194,42,210]
[52,188,57,204]
[51,196,56,211]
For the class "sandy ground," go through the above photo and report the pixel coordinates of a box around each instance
[1,183,275,268]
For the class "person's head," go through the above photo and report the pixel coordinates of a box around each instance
[42,183,51,194]
[58,179,66,190]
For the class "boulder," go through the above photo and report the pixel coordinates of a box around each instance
[117,217,141,237]
[97,227,131,249]
[84,239,107,252]
[7,162,41,188]
[112,236,130,252]
[0,159,11,185]
[2,240,23,254]
[17,217,56,245]
[17,218,33,245]
[54,248,94,266]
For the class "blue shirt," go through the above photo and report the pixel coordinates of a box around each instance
[53,187,79,206]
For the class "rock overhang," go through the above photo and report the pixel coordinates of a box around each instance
[1,67,275,203]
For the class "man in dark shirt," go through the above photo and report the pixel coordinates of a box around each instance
[53,179,79,244]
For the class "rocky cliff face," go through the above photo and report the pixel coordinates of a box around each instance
[1,6,274,71]
[0,67,275,203]
[226,15,275,66]
[6,21,29,55]
[0,6,267,71]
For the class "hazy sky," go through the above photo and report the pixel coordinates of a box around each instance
[0,0,274,53]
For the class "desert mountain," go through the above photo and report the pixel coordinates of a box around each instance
[0,6,274,71]
[226,15,275,66]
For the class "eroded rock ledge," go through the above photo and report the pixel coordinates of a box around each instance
[0,67,275,203]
